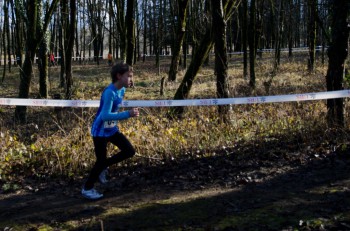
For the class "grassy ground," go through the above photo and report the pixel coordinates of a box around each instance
[1,54,350,230]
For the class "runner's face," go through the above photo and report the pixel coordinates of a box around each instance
[118,71,133,88]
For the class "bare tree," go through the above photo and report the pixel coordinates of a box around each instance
[81,0,87,62]
[62,0,77,99]
[169,0,239,117]
[0,3,3,68]
[326,0,349,127]
[59,2,66,87]
[2,0,8,83]
[168,0,190,82]
[249,0,256,89]
[307,0,317,72]
[154,0,161,69]
[142,0,148,62]
[14,0,59,123]
[212,0,230,122]
[242,0,248,78]
[10,0,24,68]
[87,0,106,65]
[126,0,136,65]
[5,0,11,73]
[287,0,294,58]
[37,2,50,98]
[108,0,113,56]
[49,10,57,58]
[273,0,283,73]
[116,0,127,62]
[74,0,80,62]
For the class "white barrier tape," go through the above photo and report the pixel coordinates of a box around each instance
[0,90,349,108]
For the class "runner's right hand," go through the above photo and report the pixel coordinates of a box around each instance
[129,108,139,117]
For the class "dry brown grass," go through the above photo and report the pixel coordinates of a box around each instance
[0,55,349,180]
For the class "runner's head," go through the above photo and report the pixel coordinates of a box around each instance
[111,63,134,88]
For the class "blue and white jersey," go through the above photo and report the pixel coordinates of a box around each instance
[91,83,130,137]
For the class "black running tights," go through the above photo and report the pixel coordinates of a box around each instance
[84,132,135,190]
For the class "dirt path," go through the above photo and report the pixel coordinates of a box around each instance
[1,144,350,230]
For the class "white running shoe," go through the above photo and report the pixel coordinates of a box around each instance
[81,188,103,200]
[99,169,109,184]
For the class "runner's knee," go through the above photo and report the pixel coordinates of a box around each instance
[126,146,136,158]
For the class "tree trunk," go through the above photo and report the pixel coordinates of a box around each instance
[242,0,248,78]
[116,0,127,62]
[143,0,147,62]
[148,2,153,56]
[307,0,317,72]
[59,1,66,87]
[15,52,36,122]
[227,17,233,58]
[134,7,138,64]
[255,0,263,59]
[155,0,161,68]
[15,0,39,122]
[37,1,49,99]
[82,0,86,63]
[5,0,11,73]
[136,2,140,63]
[109,0,113,55]
[249,0,256,89]
[266,0,274,49]
[75,2,80,62]
[295,0,301,47]
[99,6,106,63]
[287,0,293,58]
[11,0,24,67]
[14,0,59,123]
[169,0,239,118]
[212,0,230,122]
[326,0,349,127]
[50,12,57,56]
[273,0,283,73]
[11,26,16,66]
[126,0,135,65]
[87,0,104,65]
[38,37,49,98]
[168,0,189,81]
[169,26,214,117]
[2,0,8,82]
[64,0,76,99]
[182,36,187,68]
[0,17,2,67]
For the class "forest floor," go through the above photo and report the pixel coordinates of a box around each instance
[1,136,350,230]
[1,56,350,230]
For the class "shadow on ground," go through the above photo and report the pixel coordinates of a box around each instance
[1,136,350,230]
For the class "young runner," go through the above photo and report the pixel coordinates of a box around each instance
[82,62,139,199]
